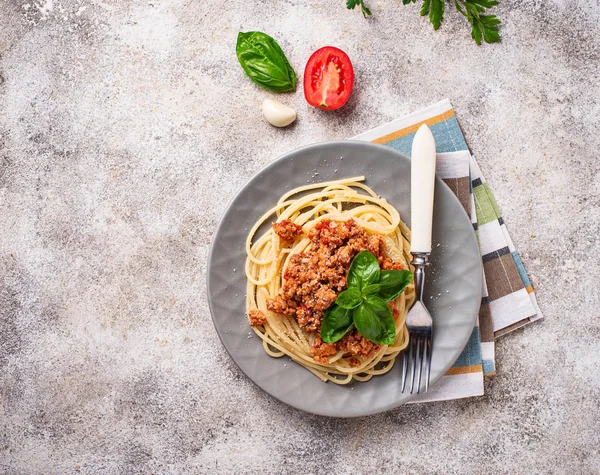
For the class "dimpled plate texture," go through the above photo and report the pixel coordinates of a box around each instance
[207,141,482,417]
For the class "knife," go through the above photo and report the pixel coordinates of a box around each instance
[402,123,436,394]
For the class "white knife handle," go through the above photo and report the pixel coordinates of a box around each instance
[410,124,437,253]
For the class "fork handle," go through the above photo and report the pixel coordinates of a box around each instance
[410,124,437,253]
[411,252,429,302]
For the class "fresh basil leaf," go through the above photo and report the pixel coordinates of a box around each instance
[320,304,354,343]
[378,270,414,301]
[353,296,396,345]
[347,250,380,290]
[362,283,381,296]
[336,288,363,309]
[236,31,297,92]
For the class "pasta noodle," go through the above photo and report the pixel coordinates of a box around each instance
[245,177,415,384]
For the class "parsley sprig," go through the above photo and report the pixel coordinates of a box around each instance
[346,0,502,45]
[346,0,372,18]
[320,250,413,345]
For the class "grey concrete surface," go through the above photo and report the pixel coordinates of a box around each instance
[1,0,599,473]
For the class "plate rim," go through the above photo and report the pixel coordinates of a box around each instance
[207,140,482,417]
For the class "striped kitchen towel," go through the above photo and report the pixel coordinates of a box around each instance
[353,98,543,402]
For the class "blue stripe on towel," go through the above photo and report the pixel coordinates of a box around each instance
[384,117,469,157]
[451,326,482,368]
[512,251,532,288]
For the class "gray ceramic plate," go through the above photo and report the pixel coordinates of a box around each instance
[207,141,482,417]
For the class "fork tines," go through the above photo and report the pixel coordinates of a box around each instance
[401,332,432,394]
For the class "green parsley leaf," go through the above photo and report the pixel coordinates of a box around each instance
[420,0,431,17]
[430,0,444,30]
[468,0,500,8]
[419,0,444,30]
[349,0,503,45]
[457,0,501,44]
[346,0,372,18]
[471,13,501,45]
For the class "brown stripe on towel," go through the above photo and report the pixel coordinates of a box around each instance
[494,317,532,338]
[442,177,471,216]
[483,253,525,301]
[478,302,495,343]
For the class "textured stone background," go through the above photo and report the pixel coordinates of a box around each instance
[1,0,599,473]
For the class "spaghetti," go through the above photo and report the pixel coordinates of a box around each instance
[245,177,415,384]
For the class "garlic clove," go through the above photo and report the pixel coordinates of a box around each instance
[262,98,296,127]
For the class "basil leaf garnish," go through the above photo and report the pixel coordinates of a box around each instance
[322,250,409,346]
[347,250,380,290]
[378,270,413,301]
[320,304,354,343]
[336,288,363,309]
[236,31,297,92]
[362,283,381,296]
[353,295,396,345]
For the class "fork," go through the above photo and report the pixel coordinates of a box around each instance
[402,123,436,394]
[402,253,433,393]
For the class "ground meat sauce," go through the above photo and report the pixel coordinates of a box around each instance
[272,219,303,243]
[266,219,406,364]
[248,309,266,327]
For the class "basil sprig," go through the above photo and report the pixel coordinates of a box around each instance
[320,250,413,345]
[236,31,297,92]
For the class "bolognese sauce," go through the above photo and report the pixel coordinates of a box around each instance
[272,219,303,243]
[266,219,405,363]
[248,309,266,327]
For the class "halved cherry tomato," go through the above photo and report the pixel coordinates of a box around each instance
[303,46,354,111]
